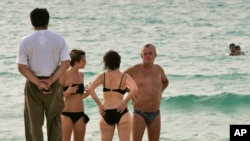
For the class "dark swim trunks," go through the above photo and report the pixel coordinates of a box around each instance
[102,108,128,125]
[133,109,160,125]
[61,112,89,124]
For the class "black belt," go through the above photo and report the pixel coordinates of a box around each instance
[37,76,50,79]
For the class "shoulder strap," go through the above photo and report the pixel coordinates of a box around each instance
[119,73,125,88]
[103,72,106,87]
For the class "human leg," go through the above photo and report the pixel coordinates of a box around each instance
[100,117,115,141]
[44,81,64,141]
[24,81,45,141]
[132,113,147,141]
[147,114,161,141]
[73,117,86,141]
[117,112,132,141]
[61,112,89,141]
[61,115,74,141]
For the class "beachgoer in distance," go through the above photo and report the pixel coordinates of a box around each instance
[229,43,245,56]
[60,49,90,141]
[124,43,169,141]
[16,8,71,141]
[229,43,236,56]
[235,45,245,55]
[88,50,138,141]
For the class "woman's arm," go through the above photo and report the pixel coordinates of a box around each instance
[117,74,138,112]
[88,74,103,107]
[123,74,138,104]
[88,74,106,116]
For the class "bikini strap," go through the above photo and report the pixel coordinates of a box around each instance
[103,72,106,87]
[119,73,125,88]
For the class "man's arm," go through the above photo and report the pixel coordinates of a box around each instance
[17,64,48,89]
[158,65,169,92]
[49,60,70,86]
[18,64,40,86]
[18,60,70,89]
[161,76,169,92]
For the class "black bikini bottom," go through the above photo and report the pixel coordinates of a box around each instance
[61,111,89,124]
[102,108,128,125]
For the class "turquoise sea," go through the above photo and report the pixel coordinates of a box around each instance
[0,0,250,141]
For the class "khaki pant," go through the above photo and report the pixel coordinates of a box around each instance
[24,80,64,141]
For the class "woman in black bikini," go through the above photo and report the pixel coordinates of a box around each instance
[88,50,138,141]
[60,49,89,141]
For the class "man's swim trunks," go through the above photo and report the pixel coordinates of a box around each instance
[134,109,160,124]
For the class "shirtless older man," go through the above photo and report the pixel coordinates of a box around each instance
[125,44,169,141]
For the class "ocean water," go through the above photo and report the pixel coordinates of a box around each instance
[0,0,250,140]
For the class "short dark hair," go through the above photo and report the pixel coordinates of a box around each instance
[235,45,241,49]
[229,43,235,48]
[70,49,86,66]
[103,50,121,70]
[30,8,50,27]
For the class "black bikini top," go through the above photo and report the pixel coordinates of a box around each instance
[63,83,85,94]
[103,73,127,95]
